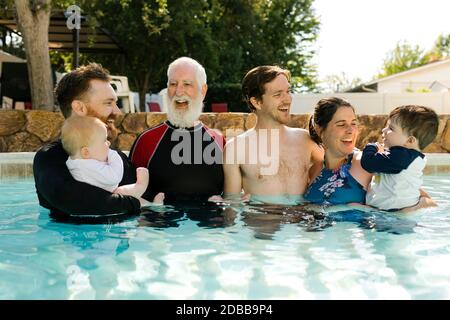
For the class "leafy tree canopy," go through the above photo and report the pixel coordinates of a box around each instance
[53,0,320,102]
[377,33,450,79]
[2,0,320,110]
[377,41,429,78]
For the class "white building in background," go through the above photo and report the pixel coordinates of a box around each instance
[291,92,450,115]
[348,58,450,93]
[291,58,450,115]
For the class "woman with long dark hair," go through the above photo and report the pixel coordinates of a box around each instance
[304,97,435,211]
[304,97,372,205]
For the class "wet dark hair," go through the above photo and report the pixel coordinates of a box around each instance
[55,63,111,119]
[389,105,439,150]
[308,97,355,145]
[242,65,291,111]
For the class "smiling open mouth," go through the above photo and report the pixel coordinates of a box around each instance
[341,138,353,145]
[175,99,189,109]
[278,107,289,113]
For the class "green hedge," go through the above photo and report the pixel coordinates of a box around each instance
[204,83,250,113]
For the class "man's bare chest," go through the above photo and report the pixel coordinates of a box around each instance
[240,143,310,181]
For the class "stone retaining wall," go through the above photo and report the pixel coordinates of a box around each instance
[1,110,450,153]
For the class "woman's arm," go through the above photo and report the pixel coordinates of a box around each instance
[308,143,324,184]
[349,151,373,190]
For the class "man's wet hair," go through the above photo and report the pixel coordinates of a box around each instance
[242,65,291,111]
[55,63,111,118]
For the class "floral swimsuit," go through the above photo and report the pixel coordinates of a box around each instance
[304,153,366,205]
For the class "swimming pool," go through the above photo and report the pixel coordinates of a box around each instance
[0,175,449,299]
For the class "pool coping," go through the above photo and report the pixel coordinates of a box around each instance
[0,152,449,177]
[0,151,448,164]
[0,152,128,163]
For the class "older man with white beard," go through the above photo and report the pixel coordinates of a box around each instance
[129,57,225,203]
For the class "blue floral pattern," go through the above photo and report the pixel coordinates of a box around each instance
[304,154,366,205]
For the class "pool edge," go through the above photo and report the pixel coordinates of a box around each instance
[0,152,449,178]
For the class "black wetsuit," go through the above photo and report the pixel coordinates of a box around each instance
[33,140,140,217]
[129,121,225,203]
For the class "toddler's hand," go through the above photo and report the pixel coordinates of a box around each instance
[376,142,385,153]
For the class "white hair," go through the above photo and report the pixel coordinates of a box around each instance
[167,57,207,87]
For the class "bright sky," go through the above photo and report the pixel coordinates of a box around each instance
[313,0,450,83]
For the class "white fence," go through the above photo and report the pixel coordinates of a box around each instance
[291,92,450,115]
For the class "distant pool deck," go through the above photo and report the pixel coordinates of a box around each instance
[1,152,450,179]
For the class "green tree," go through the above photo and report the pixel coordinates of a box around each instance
[0,0,79,110]
[257,0,319,91]
[377,41,429,78]
[0,0,24,58]
[208,0,319,92]
[0,0,54,110]
[428,33,450,61]
[50,0,320,110]
[321,72,362,93]
[77,0,220,111]
[206,0,258,84]
[3,0,55,110]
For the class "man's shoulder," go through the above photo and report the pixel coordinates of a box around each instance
[36,139,62,152]
[201,122,224,138]
[134,121,170,144]
[285,126,314,143]
[286,126,309,135]
[144,121,170,133]
[34,140,65,160]
[239,127,257,137]
[226,128,255,144]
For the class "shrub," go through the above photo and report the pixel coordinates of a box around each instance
[204,83,249,113]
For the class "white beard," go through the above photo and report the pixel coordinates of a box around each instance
[165,92,203,129]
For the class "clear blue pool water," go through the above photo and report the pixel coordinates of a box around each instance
[0,176,450,299]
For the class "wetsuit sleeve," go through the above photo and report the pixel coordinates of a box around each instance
[128,132,156,200]
[361,143,419,174]
[33,142,140,216]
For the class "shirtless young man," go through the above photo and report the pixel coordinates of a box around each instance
[223,65,323,202]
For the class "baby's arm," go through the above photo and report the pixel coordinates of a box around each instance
[360,144,412,174]
[115,168,165,206]
[114,167,149,199]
